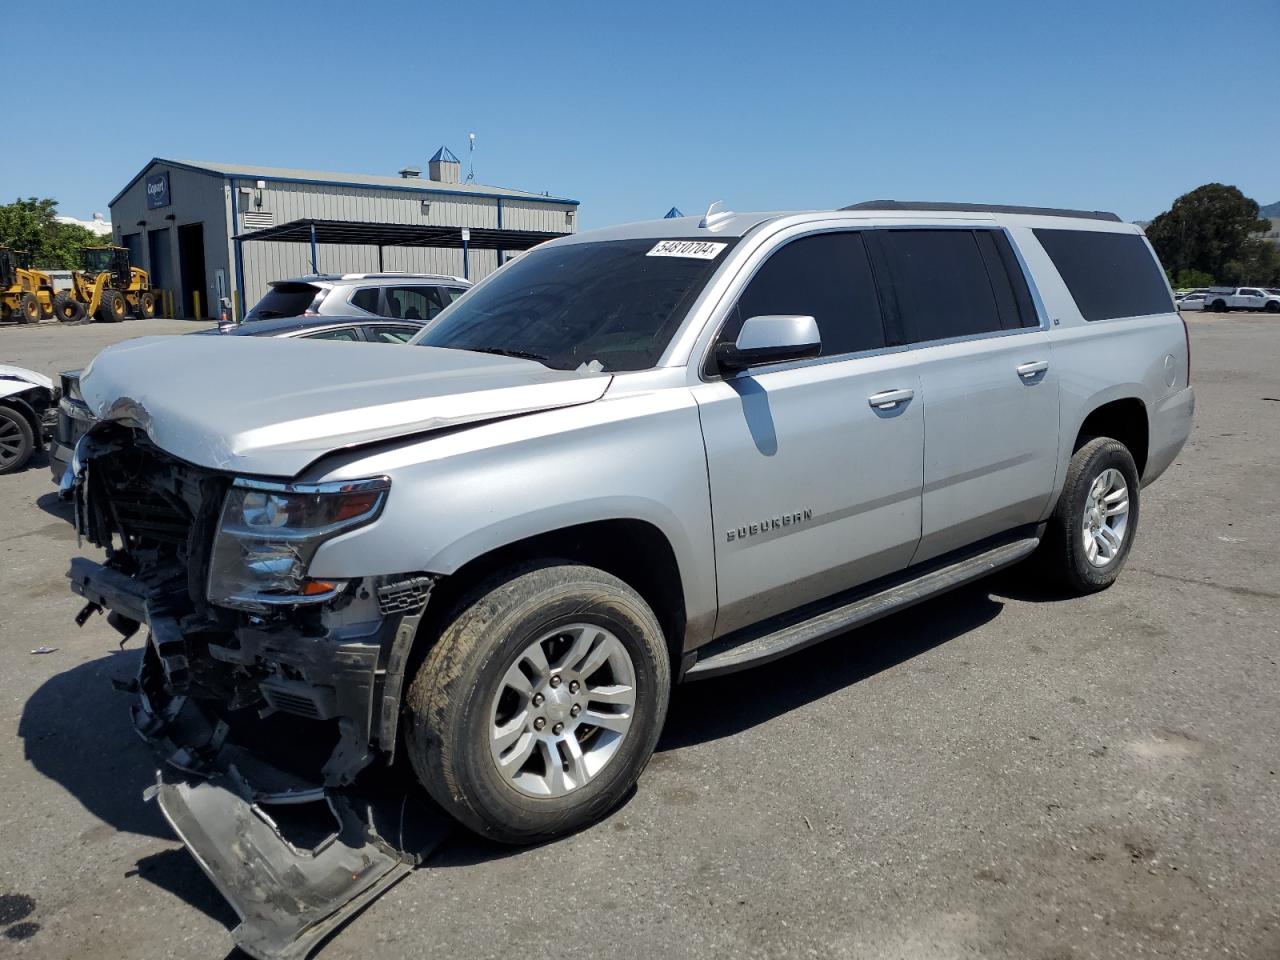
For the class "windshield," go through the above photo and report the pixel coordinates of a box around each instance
[414,238,733,371]
[82,248,116,274]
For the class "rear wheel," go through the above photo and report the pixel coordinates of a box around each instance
[53,295,87,323]
[0,406,35,474]
[135,290,157,319]
[18,293,40,324]
[97,289,127,322]
[404,562,670,845]
[1211,299,1227,312]
[1041,437,1140,593]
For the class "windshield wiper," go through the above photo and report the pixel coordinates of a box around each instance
[468,346,552,366]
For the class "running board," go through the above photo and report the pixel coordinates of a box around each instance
[685,536,1039,680]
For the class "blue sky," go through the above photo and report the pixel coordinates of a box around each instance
[5,0,1277,228]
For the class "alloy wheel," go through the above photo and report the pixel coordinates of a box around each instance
[488,623,637,798]
[1082,467,1129,567]
[0,416,26,469]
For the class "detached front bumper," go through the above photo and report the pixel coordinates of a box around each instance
[67,556,448,960]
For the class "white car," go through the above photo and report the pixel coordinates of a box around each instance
[1176,293,1206,311]
[0,364,57,473]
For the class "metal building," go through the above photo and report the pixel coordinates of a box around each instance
[108,150,579,319]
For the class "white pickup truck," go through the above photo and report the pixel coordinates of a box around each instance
[1204,286,1280,313]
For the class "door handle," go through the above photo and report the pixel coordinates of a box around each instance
[868,388,914,410]
[1017,360,1049,379]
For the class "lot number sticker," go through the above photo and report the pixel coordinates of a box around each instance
[646,240,727,259]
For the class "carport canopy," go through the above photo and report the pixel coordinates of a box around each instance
[234,218,568,251]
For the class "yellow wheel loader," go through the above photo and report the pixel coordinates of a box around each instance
[0,248,57,324]
[66,246,157,323]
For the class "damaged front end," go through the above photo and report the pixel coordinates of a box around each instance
[65,425,448,959]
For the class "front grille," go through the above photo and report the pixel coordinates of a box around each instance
[90,437,214,550]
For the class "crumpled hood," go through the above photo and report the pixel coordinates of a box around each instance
[0,364,54,398]
[79,336,610,476]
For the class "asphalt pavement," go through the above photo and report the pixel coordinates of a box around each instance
[0,313,1276,959]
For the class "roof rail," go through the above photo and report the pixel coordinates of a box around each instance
[840,200,1122,223]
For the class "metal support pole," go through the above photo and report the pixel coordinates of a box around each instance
[309,222,319,273]
[462,235,470,280]
[378,246,384,272]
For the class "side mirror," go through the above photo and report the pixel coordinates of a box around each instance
[715,315,821,373]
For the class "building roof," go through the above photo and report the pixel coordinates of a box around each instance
[429,146,460,164]
[110,158,578,207]
[234,218,569,251]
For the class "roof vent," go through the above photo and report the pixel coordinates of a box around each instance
[428,147,461,184]
[398,166,421,178]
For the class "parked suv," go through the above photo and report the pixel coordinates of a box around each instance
[243,272,470,322]
[64,202,1193,955]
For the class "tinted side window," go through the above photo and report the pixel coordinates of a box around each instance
[1033,229,1174,321]
[368,325,419,343]
[383,286,448,321]
[722,232,886,359]
[302,327,360,341]
[877,230,1003,343]
[350,288,381,314]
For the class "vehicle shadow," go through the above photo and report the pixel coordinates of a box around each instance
[660,578,1007,750]
[17,647,238,928]
[36,489,74,523]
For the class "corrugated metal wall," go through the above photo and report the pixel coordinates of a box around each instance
[236,181,572,306]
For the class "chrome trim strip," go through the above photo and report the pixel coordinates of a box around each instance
[232,476,391,495]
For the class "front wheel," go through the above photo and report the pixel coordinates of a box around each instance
[1042,437,1141,593]
[97,289,127,322]
[135,290,157,319]
[1265,301,1280,314]
[404,563,670,845]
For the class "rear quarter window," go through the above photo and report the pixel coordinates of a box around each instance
[1033,229,1173,322]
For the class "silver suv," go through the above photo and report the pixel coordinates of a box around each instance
[243,272,470,322]
[65,201,1193,954]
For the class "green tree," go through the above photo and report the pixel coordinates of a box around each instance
[1222,239,1280,286]
[0,197,107,269]
[1169,268,1215,289]
[1146,184,1271,282]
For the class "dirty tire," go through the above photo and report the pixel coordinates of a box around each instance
[1041,437,1141,594]
[54,296,85,323]
[135,290,157,319]
[53,295,87,323]
[404,562,670,845]
[18,293,40,324]
[0,405,35,474]
[97,289,126,322]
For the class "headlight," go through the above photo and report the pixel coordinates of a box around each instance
[207,476,390,611]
